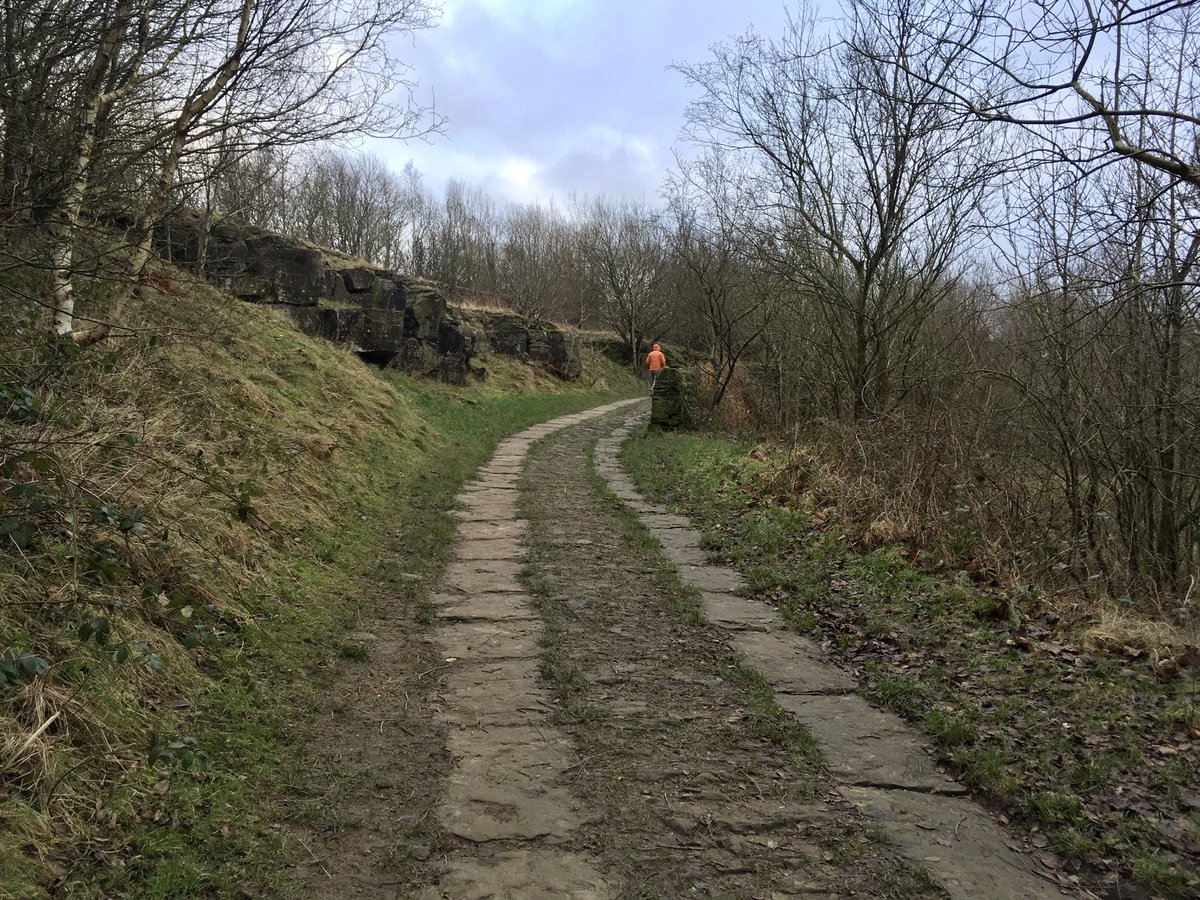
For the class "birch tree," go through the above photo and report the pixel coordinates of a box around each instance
[3,0,439,340]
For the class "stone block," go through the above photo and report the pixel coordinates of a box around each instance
[342,265,375,293]
[650,367,689,429]
[243,233,326,306]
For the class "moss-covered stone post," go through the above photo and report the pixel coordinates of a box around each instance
[650,366,688,429]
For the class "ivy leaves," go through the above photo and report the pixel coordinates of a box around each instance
[0,650,50,689]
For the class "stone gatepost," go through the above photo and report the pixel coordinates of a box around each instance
[649,367,688,429]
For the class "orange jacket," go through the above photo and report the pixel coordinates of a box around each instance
[646,347,667,372]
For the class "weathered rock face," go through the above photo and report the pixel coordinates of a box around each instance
[154,212,580,382]
[471,311,581,380]
[157,216,329,306]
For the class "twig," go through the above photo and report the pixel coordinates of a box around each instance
[4,711,61,768]
[294,833,331,879]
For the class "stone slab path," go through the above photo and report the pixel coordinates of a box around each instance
[419,400,640,899]
[412,399,1081,899]
[594,410,1073,900]
[513,408,942,897]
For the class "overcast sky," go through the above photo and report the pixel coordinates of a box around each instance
[369,1,810,207]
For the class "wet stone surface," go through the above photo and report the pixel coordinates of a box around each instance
[423,399,639,899]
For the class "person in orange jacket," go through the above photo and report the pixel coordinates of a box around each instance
[646,343,667,390]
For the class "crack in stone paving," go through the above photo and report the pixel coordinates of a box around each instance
[594,410,1080,900]
[419,399,640,900]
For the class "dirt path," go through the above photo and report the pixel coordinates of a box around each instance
[281,551,451,896]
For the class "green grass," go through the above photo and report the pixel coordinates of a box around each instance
[920,707,977,749]
[1,283,641,898]
[620,426,1200,898]
[339,643,372,662]
[106,381,638,899]
[1131,853,1194,897]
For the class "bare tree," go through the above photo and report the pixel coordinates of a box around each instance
[32,0,194,339]
[863,0,1200,187]
[6,0,440,340]
[676,1,999,419]
[413,179,502,297]
[252,149,413,267]
[665,148,772,409]
[498,202,575,318]
[577,196,675,361]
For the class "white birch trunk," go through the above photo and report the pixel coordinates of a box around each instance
[49,99,101,338]
[47,0,132,339]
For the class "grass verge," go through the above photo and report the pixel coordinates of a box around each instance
[1,280,639,897]
[620,428,1200,899]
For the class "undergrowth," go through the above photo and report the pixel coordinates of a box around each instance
[0,276,639,897]
[621,428,1200,899]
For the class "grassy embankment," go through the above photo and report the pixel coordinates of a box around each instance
[0,276,639,898]
[621,429,1200,899]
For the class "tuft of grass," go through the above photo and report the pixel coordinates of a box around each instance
[1131,854,1193,898]
[0,798,50,898]
[958,746,1021,796]
[871,673,925,718]
[1157,698,1200,731]
[1025,791,1088,829]
[723,661,822,766]
[338,643,371,662]
[920,708,978,749]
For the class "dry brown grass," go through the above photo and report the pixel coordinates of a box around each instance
[1082,608,1200,656]
[692,363,759,432]
[451,292,514,313]
[706,364,1200,647]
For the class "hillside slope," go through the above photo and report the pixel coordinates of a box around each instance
[0,277,638,897]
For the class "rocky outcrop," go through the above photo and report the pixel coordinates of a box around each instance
[469,311,582,380]
[154,211,580,383]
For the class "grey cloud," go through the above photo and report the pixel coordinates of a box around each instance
[382,0,797,205]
